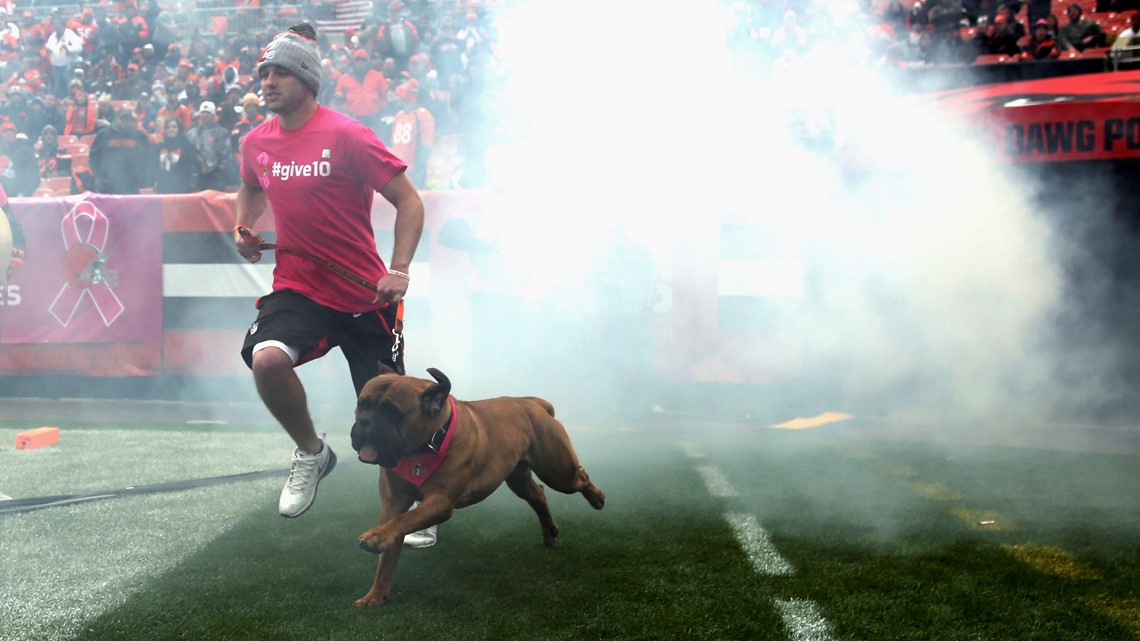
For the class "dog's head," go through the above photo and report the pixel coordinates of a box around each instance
[351,365,452,467]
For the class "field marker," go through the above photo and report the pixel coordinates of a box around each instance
[695,465,738,498]
[771,412,854,430]
[1004,543,1101,580]
[15,427,61,450]
[725,512,796,576]
[774,598,836,641]
[906,481,963,501]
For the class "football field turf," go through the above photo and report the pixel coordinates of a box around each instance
[1,408,1137,641]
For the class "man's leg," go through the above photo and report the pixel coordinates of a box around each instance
[252,346,320,453]
[252,345,336,517]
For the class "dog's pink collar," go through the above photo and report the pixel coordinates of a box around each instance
[392,396,457,488]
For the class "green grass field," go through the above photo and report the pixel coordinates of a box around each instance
[1,411,1137,641]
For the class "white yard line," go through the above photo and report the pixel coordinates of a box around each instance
[774,598,836,641]
[695,464,738,498]
[683,441,836,641]
[724,512,796,576]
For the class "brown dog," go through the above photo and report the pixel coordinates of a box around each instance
[349,366,606,608]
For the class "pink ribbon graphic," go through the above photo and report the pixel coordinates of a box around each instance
[48,201,125,328]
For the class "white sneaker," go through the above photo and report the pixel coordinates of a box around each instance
[404,524,437,548]
[278,438,336,518]
[404,501,438,548]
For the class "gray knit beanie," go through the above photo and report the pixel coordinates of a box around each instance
[258,27,323,95]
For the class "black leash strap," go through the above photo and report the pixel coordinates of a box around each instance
[0,468,289,516]
[260,242,380,293]
[236,225,379,293]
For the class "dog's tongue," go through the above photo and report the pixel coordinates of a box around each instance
[358,444,380,464]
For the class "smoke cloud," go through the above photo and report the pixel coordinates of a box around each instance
[423,0,1138,433]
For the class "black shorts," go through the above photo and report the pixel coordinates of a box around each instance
[240,289,405,394]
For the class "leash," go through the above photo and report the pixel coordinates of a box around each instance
[236,227,378,293]
[0,468,290,516]
[235,227,404,361]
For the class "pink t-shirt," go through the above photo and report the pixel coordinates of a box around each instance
[241,105,407,313]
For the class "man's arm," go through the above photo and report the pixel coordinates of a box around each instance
[3,201,25,280]
[234,180,268,263]
[374,171,424,304]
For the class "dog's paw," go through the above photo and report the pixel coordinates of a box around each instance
[353,590,391,608]
[358,530,389,555]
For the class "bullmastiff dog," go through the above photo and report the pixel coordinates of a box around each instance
[350,366,606,608]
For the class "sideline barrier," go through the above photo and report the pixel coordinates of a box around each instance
[0,190,803,389]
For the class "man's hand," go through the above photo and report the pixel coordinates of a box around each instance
[373,270,409,305]
[7,247,24,281]
[234,226,263,263]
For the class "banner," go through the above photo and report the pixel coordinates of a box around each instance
[0,195,163,344]
[911,69,1140,164]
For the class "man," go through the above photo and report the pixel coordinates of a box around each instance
[1110,12,1140,64]
[0,121,40,197]
[370,1,420,72]
[230,92,265,153]
[334,49,389,128]
[45,17,83,98]
[1059,3,1107,51]
[186,100,234,191]
[233,24,431,543]
[89,109,151,194]
[1,182,26,283]
[389,79,434,188]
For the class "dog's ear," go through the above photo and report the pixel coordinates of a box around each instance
[421,368,451,416]
[376,363,397,376]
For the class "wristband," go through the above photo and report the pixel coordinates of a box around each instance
[387,269,410,281]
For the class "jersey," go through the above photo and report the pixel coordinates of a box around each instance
[390,107,434,175]
[240,105,407,313]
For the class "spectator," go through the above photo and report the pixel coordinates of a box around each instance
[45,17,84,98]
[90,108,151,194]
[230,92,265,152]
[429,16,466,83]
[88,49,124,97]
[771,10,810,56]
[153,117,196,194]
[335,49,389,128]
[4,88,43,137]
[973,14,1024,55]
[370,1,420,72]
[995,3,1027,41]
[1111,12,1140,50]
[0,121,40,196]
[157,89,193,132]
[35,123,66,177]
[40,94,66,134]
[64,86,97,137]
[215,86,244,131]
[927,25,977,63]
[1059,3,1107,51]
[389,79,434,188]
[1024,18,1061,58]
[186,100,235,191]
[112,63,146,100]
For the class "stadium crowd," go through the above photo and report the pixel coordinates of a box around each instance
[0,0,1136,198]
[0,0,498,196]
